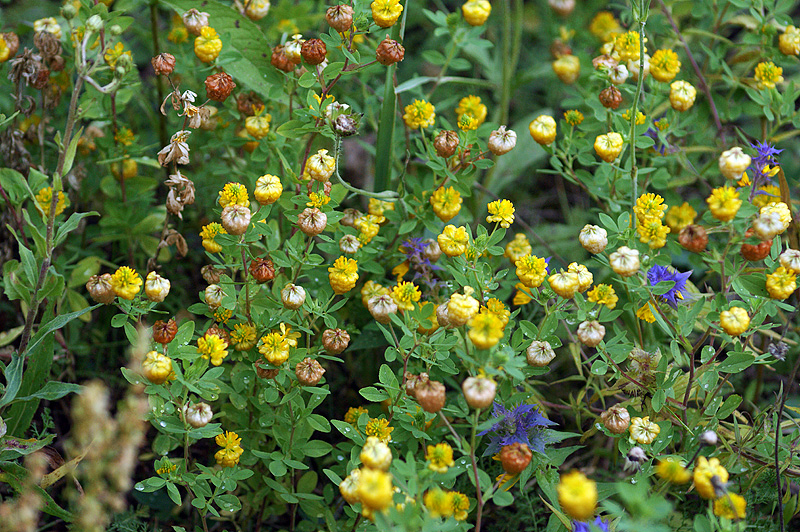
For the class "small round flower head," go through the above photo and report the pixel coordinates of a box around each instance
[693,456,729,499]
[306,149,335,182]
[218,182,249,208]
[486,199,515,228]
[438,225,469,257]
[634,193,667,223]
[714,493,747,520]
[589,11,621,42]
[621,108,646,125]
[371,0,403,28]
[549,271,580,299]
[577,320,605,347]
[111,266,142,300]
[505,233,532,265]
[200,222,227,253]
[447,286,479,326]
[609,246,640,277]
[529,115,557,145]
[462,0,492,26]
[194,26,222,63]
[368,294,398,324]
[144,271,170,302]
[430,186,462,222]
[720,307,749,336]
[564,109,584,126]
[221,205,252,235]
[669,80,697,111]
[650,49,681,82]
[34,17,62,39]
[244,0,271,20]
[424,488,455,518]
[594,132,624,162]
[365,417,393,443]
[339,467,361,504]
[527,340,555,366]
[214,431,244,467]
[552,54,581,84]
[587,284,618,309]
[719,147,751,180]
[754,61,784,89]
[391,281,421,311]
[656,457,691,484]
[516,254,548,288]
[328,256,358,294]
[142,351,173,384]
[568,263,593,292]
[245,112,272,140]
[579,224,607,253]
[340,234,361,254]
[706,186,742,222]
[467,310,504,349]
[614,31,641,62]
[283,34,305,64]
[426,442,455,473]
[456,95,487,128]
[779,248,800,274]
[360,436,392,471]
[664,202,696,232]
[35,187,67,217]
[754,202,792,239]
[230,323,257,351]
[629,416,660,445]
[488,126,517,155]
[779,25,800,56]
[197,333,229,366]
[557,470,597,521]
[86,273,115,304]
[182,9,209,35]
[637,218,669,249]
[259,331,291,366]
[403,99,435,129]
[281,283,306,310]
[600,404,630,434]
[766,266,797,300]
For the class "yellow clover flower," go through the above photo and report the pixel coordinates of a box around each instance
[594,132,624,162]
[467,310,505,349]
[403,99,436,129]
[706,186,742,222]
[392,281,421,311]
[486,199,515,228]
[110,266,142,300]
[438,225,469,257]
[430,186,463,222]
[754,61,784,89]
[714,493,746,520]
[629,416,660,445]
[426,442,455,473]
[589,12,621,42]
[516,254,548,288]
[622,108,646,125]
[328,256,359,294]
[462,0,492,26]
[693,456,728,499]
[485,298,510,327]
[200,222,227,253]
[637,302,656,323]
[218,182,249,208]
[371,0,403,28]
[254,174,282,205]
[142,350,174,385]
[104,42,131,68]
[557,470,597,521]
[365,417,393,443]
[230,323,257,351]
[655,458,692,484]
[456,95,487,128]
[665,202,696,232]
[766,266,797,300]
[35,187,67,217]
[614,31,641,62]
[450,491,469,520]
[215,431,244,467]
[669,80,697,111]
[779,25,800,56]
[564,109,584,126]
[424,488,454,518]
[650,49,681,82]
[637,219,669,249]
[357,468,394,514]
[529,115,557,145]
[198,333,229,366]
[504,233,532,265]
[194,26,222,63]
[587,284,618,309]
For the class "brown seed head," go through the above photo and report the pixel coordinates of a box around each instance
[295,357,326,386]
[236,91,264,117]
[86,273,115,304]
[499,443,532,475]
[205,72,236,102]
[599,86,622,109]
[301,38,327,65]
[415,380,446,413]
[255,360,280,379]
[376,37,405,66]
[151,52,176,76]
[600,404,630,434]
[326,5,354,32]
[678,225,708,253]
[152,318,178,345]
[271,45,294,72]
[322,328,350,354]
[297,207,327,236]
[740,228,772,261]
[201,265,222,285]
[249,257,276,283]
[434,130,459,158]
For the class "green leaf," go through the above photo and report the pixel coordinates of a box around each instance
[13,381,82,402]
[166,482,182,506]
[716,352,754,373]
[60,127,83,179]
[0,352,25,407]
[54,211,100,247]
[25,303,102,356]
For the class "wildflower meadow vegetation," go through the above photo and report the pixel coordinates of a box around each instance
[2,0,800,530]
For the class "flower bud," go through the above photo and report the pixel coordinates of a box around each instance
[144,271,171,302]
[679,225,708,253]
[488,126,517,155]
[333,114,359,137]
[298,207,327,236]
[779,248,800,274]
[322,328,350,354]
[447,289,479,327]
[376,36,405,65]
[600,404,630,434]
[423,238,442,262]
[301,38,327,65]
[527,340,556,367]
[296,357,326,386]
[182,9,209,36]
[142,351,173,385]
[360,436,392,471]
[284,34,304,64]
[434,130,459,158]
[720,307,749,336]
[326,5,354,32]
[221,205,251,235]
[86,15,104,33]
[152,318,178,345]
[201,265,222,284]
[340,208,362,227]
[86,273,115,304]
[718,147,751,180]
[552,54,580,84]
[281,283,306,310]
[461,377,496,409]
[415,380,446,413]
[669,80,696,111]
[599,86,622,109]
[204,284,225,309]
[205,72,236,102]
[254,360,280,379]
[548,271,580,299]
[249,257,275,283]
[271,45,294,72]
[340,234,361,254]
[594,132,624,162]
[577,320,605,347]
[499,443,532,475]
[529,115,557,145]
[368,294,398,324]
[578,224,608,254]
[183,402,213,428]
[244,0,271,20]
[151,53,176,76]
[109,24,123,36]
[609,246,640,277]
[61,3,77,19]
[740,228,771,261]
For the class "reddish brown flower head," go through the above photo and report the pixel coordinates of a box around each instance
[322,328,350,354]
[599,86,622,109]
[679,225,708,253]
[434,130,459,158]
[236,91,263,117]
[550,39,572,59]
[404,372,429,399]
[599,404,630,435]
[326,5,354,32]
[415,380,446,413]
[301,38,327,65]
[297,208,327,236]
[2,33,20,59]
[153,318,178,345]
[376,37,405,66]
[206,325,230,345]
[205,72,236,102]
[255,360,279,379]
[151,52,176,76]
[740,228,772,261]
[31,66,50,89]
[201,265,223,285]
[86,273,115,304]
[249,257,275,283]
[271,45,294,72]
[295,357,326,386]
[499,443,532,475]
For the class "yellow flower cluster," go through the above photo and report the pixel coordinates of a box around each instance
[258,324,296,366]
[111,266,142,300]
[754,61,784,89]
[557,470,596,521]
[194,26,222,63]
[392,281,421,311]
[462,0,491,27]
[403,99,436,129]
[200,222,227,253]
[650,49,681,82]
[593,132,624,162]
[589,12,621,42]
[230,323,257,351]
[614,31,641,62]
[365,417,393,443]
[467,308,505,349]
[329,256,359,294]
[371,0,403,28]
[516,254,548,288]
[424,488,469,520]
[254,174,282,205]
[35,187,67,217]
[438,225,469,257]
[634,193,669,249]
[456,95,487,129]
[430,186,463,222]
[218,182,249,208]
[587,283,618,309]
[629,416,660,444]
[486,199,515,228]
[426,442,455,473]
[198,333,229,366]
[706,186,741,222]
[104,42,131,68]
[664,202,696,232]
[142,350,174,384]
[564,109,584,126]
[215,430,244,467]
[504,233,532,265]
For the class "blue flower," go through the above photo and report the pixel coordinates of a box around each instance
[478,402,556,456]
[747,141,782,186]
[573,517,610,532]
[647,265,691,308]
[401,238,442,288]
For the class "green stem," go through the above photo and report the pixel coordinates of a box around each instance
[628,0,649,228]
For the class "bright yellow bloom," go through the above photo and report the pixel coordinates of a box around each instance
[634,192,667,223]
[447,287,480,326]
[462,0,492,26]
[307,149,336,182]
[328,256,359,294]
[254,174,282,205]
[669,80,697,111]
[564,109,584,126]
[104,42,131,68]
[779,25,800,56]
[567,263,593,292]
[650,49,681,82]
[35,187,66,217]
[214,431,244,467]
[719,307,749,336]
[345,406,369,425]
[0,38,10,64]
[614,31,641,62]
[392,281,421,311]
[194,26,222,63]
[424,488,454,518]
[218,182,249,208]
[230,323,257,351]
[438,225,469,257]
[552,55,581,84]
[368,198,394,217]
[594,132,624,162]
[358,468,394,515]
[693,456,729,499]
[548,271,581,299]
[529,115,557,145]
[200,222,227,253]
[110,266,142,300]
[403,99,436,129]
[258,331,290,366]
[637,302,656,323]
[360,436,392,471]
[513,283,533,305]
[142,351,174,385]
[450,491,469,520]
[589,11,621,42]
[456,95,487,128]
[430,186,463,222]
[486,199,515,228]
[307,192,330,208]
[365,417,393,443]
[714,493,746,520]
[458,114,478,131]
[629,416,660,445]
[766,267,797,300]
[485,298,510,327]
[426,442,455,473]
[354,216,380,244]
[371,0,403,28]
[707,186,742,222]
[752,184,781,208]
[198,333,229,366]
[637,218,669,249]
[665,202,696,231]
[504,233,532,265]
[656,458,692,484]
[245,112,272,140]
[557,470,597,521]
[468,310,505,349]
[622,108,646,125]
[516,254,548,288]
[587,284,618,310]
[754,61,784,89]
